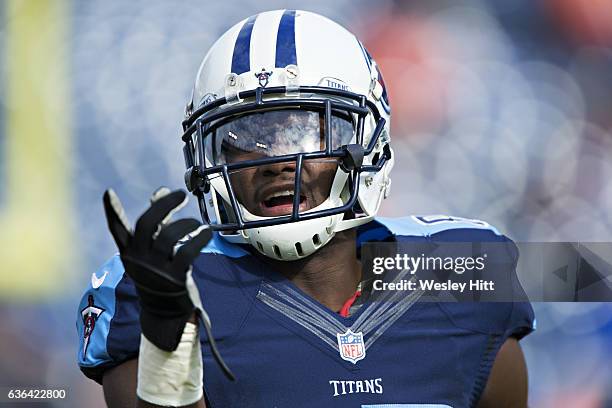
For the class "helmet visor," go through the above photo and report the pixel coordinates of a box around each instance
[204,109,354,165]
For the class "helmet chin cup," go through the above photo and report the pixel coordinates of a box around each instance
[181,10,393,260]
[239,198,343,261]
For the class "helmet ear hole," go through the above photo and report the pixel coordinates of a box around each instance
[312,234,321,246]
[372,152,380,165]
[257,241,264,252]
[273,245,282,259]
[295,242,304,256]
[197,193,209,224]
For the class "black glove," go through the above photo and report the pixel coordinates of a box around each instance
[103,188,211,351]
[103,187,235,380]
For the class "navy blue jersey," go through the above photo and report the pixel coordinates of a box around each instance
[77,216,534,408]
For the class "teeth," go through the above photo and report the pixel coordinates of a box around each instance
[268,190,293,199]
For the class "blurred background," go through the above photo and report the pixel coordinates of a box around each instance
[0,0,611,406]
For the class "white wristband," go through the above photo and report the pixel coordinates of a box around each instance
[137,322,203,407]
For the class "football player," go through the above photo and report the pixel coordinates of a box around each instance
[77,10,534,408]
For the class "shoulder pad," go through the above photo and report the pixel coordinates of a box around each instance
[200,233,250,258]
[376,215,502,237]
[438,301,535,339]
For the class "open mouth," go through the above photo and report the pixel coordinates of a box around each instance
[259,190,308,216]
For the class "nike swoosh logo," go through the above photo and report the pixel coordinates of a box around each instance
[91,271,109,289]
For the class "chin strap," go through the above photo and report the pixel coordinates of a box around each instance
[339,144,365,172]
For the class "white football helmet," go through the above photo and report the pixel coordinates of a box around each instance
[181,10,393,261]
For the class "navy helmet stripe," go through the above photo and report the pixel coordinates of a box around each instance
[275,10,297,68]
[231,14,257,75]
[357,39,372,73]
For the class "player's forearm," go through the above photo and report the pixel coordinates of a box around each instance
[136,323,204,407]
[103,358,206,408]
[103,359,138,408]
[476,338,528,408]
[137,397,205,408]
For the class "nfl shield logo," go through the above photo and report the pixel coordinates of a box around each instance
[336,329,366,364]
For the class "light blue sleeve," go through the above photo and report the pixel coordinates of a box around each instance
[76,255,140,383]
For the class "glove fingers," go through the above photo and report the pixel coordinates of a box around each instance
[150,186,171,203]
[153,218,202,259]
[134,190,188,251]
[150,187,178,227]
[174,227,213,271]
[103,189,131,251]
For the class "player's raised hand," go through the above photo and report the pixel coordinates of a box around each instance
[102,188,212,351]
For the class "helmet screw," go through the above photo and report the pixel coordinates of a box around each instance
[286,66,298,79]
